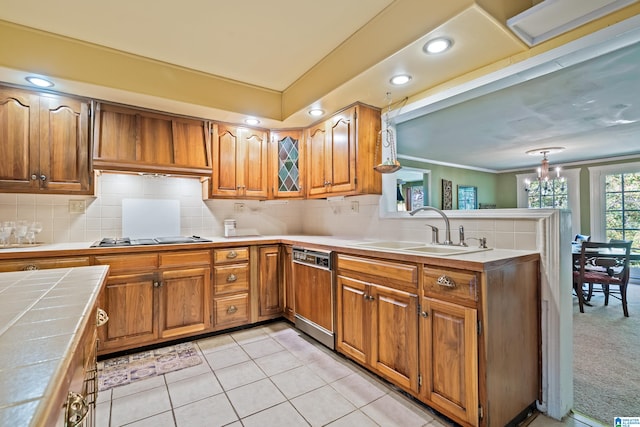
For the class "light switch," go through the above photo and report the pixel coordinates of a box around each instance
[69,200,86,214]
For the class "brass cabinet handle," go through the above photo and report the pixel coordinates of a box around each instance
[437,275,456,288]
[226,273,237,282]
[65,391,89,427]
[40,174,47,182]
[153,281,162,288]
[22,264,39,271]
[96,308,109,327]
[226,251,238,259]
[227,305,238,314]
[420,311,428,318]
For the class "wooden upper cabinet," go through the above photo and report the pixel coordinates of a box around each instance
[210,123,268,199]
[0,85,92,194]
[269,130,304,198]
[306,103,382,198]
[93,102,212,176]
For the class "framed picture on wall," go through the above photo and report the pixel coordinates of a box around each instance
[441,179,452,209]
[457,185,478,210]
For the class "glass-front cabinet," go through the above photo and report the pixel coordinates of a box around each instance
[270,130,304,198]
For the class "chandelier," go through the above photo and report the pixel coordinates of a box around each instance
[524,147,566,194]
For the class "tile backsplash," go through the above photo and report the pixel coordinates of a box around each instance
[0,173,538,251]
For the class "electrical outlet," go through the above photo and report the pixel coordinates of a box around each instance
[234,203,245,213]
[69,199,86,214]
[350,201,359,213]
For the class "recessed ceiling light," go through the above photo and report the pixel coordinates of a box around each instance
[25,76,54,88]
[244,118,260,126]
[308,109,324,117]
[390,74,412,86]
[423,37,453,54]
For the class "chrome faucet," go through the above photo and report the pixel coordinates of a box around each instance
[409,206,453,245]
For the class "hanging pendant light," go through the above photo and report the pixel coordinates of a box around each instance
[524,147,566,194]
[374,93,402,174]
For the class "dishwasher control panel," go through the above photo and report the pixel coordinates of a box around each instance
[292,247,332,270]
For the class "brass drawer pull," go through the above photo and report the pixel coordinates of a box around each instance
[96,308,109,327]
[226,250,238,259]
[22,264,39,271]
[65,391,89,427]
[226,273,237,282]
[437,275,456,288]
[227,305,238,314]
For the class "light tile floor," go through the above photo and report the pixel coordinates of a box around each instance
[96,322,605,427]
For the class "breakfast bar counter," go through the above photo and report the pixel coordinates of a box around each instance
[0,266,109,426]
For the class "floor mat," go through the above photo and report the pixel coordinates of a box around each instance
[98,342,203,391]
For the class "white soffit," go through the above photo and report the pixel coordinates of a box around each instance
[507,0,638,46]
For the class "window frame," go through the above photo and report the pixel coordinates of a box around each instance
[589,161,640,242]
[517,168,580,235]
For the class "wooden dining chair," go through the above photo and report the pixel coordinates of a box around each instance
[573,241,632,317]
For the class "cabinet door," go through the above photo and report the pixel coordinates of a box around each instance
[97,272,157,353]
[270,130,304,198]
[306,122,328,196]
[159,267,211,339]
[0,87,39,191]
[335,275,368,366]
[39,94,91,193]
[282,246,294,321]
[258,246,282,319]
[326,108,356,194]
[421,297,478,425]
[241,127,268,198]
[370,284,419,392]
[172,118,212,171]
[212,123,240,196]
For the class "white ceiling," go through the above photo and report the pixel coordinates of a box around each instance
[396,35,640,171]
[1,0,639,173]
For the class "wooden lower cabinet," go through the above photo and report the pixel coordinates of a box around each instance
[0,256,90,272]
[336,255,419,393]
[97,271,157,352]
[213,247,250,330]
[257,245,282,320]
[159,266,211,339]
[282,245,294,321]
[337,253,540,427]
[420,297,478,425]
[95,250,212,355]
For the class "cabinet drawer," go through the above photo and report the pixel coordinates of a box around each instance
[214,264,249,294]
[214,293,249,327]
[93,253,158,274]
[214,247,249,263]
[337,254,418,288]
[159,250,210,267]
[423,266,478,304]
[0,256,91,272]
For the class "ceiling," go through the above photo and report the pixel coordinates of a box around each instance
[396,34,640,172]
[0,0,639,172]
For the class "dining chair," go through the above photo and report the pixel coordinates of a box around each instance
[573,240,632,317]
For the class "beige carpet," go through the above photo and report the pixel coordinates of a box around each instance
[573,283,640,424]
[98,342,203,391]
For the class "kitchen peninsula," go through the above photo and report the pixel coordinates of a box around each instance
[0,265,109,427]
[0,236,539,427]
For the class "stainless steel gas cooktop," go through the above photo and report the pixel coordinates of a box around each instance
[91,235,212,247]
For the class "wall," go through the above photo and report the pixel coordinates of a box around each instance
[398,158,499,209]
[498,156,640,234]
[0,173,304,243]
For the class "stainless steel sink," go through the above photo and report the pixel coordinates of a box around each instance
[349,240,491,256]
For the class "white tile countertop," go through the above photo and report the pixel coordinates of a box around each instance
[0,266,109,426]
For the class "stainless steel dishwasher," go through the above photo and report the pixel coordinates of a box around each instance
[292,246,334,349]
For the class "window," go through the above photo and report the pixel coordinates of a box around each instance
[517,168,580,236]
[525,179,568,209]
[589,162,640,244]
[604,172,640,250]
